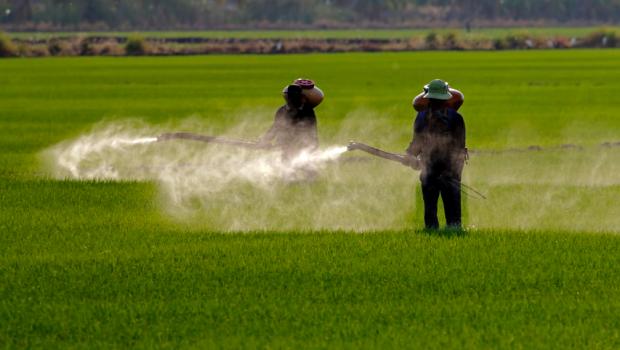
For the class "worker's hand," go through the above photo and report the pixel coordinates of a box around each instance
[256,140,273,149]
[403,155,421,170]
[258,141,273,149]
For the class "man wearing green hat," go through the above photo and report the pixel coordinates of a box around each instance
[406,79,467,229]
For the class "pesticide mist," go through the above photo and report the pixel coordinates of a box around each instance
[42,117,620,233]
[42,118,407,231]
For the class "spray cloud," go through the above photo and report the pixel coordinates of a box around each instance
[42,116,620,233]
[42,118,377,230]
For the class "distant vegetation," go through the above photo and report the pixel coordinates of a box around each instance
[2,27,619,57]
[0,31,16,56]
[2,0,620,31]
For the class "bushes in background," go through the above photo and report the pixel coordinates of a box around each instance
[0,32,17,57]
[1,28,619,58]
[579,29,617,48]
[125,36,150,56]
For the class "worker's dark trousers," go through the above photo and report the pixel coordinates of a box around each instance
[421,175,461,229]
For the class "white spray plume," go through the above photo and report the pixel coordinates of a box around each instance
[41,116,620,233]
[46,120,346,182]
[42,119,370,230]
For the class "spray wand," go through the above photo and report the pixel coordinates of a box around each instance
[346,141,486,200]
[157,132,271,149]
[347,141,420,169]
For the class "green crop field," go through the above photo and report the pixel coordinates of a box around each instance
[8,26,620,40]
[1,50,620,348]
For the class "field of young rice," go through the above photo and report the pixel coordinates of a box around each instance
[1,50,619,348]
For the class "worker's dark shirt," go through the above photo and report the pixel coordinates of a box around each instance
[407,107,466,178]
[262,105,318,156]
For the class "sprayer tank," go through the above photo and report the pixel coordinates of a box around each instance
[283,78,324,108]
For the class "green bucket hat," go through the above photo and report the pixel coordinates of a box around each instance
[423,79,452,100]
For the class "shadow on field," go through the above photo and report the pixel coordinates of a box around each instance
[417,227,468,238]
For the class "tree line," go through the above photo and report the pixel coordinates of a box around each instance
[2,0,620,30]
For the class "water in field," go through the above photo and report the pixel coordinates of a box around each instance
[42,118,620,232]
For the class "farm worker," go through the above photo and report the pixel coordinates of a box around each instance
[406,79,467,229]
[259,79,323,160]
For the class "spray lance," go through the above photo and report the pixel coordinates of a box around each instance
[346,141,486,200]
[347,141,420,169]
[157,132,271,150]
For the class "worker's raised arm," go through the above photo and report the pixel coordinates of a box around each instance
[406,112,426,157]
[259,107,287,144]
[306,108,319,151]
[453,112,466,150]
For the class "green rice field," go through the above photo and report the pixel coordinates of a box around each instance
[1,50,620,348]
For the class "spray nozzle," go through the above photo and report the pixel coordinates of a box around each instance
[347,141,361,151]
